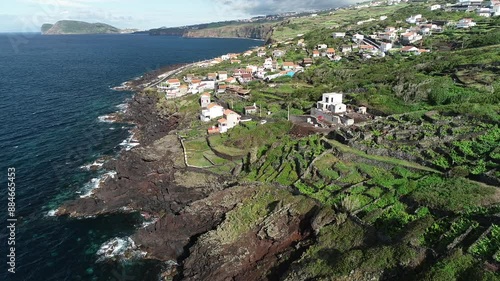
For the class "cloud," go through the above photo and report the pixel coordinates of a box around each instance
[213,0,356,16]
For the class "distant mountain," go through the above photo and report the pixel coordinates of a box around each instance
[41,20,122,35]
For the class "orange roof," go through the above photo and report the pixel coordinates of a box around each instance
[201,93,211,97]
[313,50,320,54]
[207,103,221,109]
[401,46,418,51]
[224,109,236,115]
[327,48,335,52]
[218,118,227,124]
[191,79,201,83]
[219,84,227,89]
[168,79,180,83]
[283,61,294,66]
[208,73,216,76]
[180,85,188,88]
[218,71,227,74]
[226,77,235,81]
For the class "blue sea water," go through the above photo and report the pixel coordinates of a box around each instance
[0,34,259,281]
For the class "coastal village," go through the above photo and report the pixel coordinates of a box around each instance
[59,0,500,280]
[153,0,498,138]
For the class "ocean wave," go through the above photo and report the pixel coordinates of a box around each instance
[46,209,58,217]
[79,171,117,198]
[80,160,105,171]
[96,237,147,263]
[116,103,128,112]
[119,132,140,151]
[97,115,116,123]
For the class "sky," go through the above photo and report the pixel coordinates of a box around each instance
[0,0,355,32]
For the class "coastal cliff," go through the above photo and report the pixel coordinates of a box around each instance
[41,20,121,35]
[183,24,274,40]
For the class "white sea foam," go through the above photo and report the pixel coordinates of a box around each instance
[80,160,105,171]
[46,209,58,217]
[98,115,115,123]
[96,237,146,262]
[119,132,140,151]
[141,218,159,228]
[116,103,128,112]
[79,171,117,198]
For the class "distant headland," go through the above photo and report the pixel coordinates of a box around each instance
[41,20,137,35]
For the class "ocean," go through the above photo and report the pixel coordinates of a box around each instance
[0,33,259,281]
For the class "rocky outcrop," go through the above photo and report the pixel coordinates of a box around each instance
[183,24,274,40]
[41,20,121,35]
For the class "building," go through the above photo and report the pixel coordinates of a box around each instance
[302,58,314,67]
[312,50,320,58]
[352,33,364,42]
[380,42,393,52]
[478,8,492,17]
[282,61,295,70]
[401,32,422,44]
[167,79,181,88]
[310,93,349,124]
[316,93,346,113]
[332,32,346,38]
[200,93,211,107]
[406,14,423,24]
[430,4,441,10]
[257,51,267,57]
[207,73,217,80]
[317,44,328,50]
[264,57,274,70]
[200,103,224,122]
[456,18,476,28]
[244,103,259,115]
[218,71,228,81]
[326,48,336,56]
[341,46,352,54]
[218,109,241,133]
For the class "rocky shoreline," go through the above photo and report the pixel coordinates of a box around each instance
[56,66,326,280]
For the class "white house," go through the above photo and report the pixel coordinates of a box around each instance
[264,57,274,70]
[312,50,320,58]
[200,93,211,107]
[167,78,181,88]
[199,80,216,91]
[218,71,228,81]
[456,18,476,28]
[200,103,224,122]
[317,44,328,50]
[401,32,422,44]
[400,46,420,54]
[341,46,352,54]
[494,4,500,16]
[282,61,295,70]
[430,4,441,10]
[316,93,346,113]
[272,49,286,58]
[380,42,393,52]
[352,33,364,42]
[332,32,346,38]
[406,14,422,24]
[218,109,241,133]
[478,8,491,17]
[257,51,267,57]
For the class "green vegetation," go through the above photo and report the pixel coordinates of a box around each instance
[41,20,121,35]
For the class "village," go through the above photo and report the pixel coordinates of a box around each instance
[152,0,498,138]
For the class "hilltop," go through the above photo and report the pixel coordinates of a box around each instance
[41,20,124,35]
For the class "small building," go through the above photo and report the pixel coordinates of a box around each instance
[167,78,181,88]
[302,58,314,67]
[316,93,346,113]
[317,44,328,50]
[406,14,422,24]
[357,106,367,114]
[224,109,241,129]
[456,18,476,28]
[478,8,492,17]
[430,4,441,10]
[217,84,227,93]
[400,46,420,54]
[257,51,267,57]
[312,50,320,58]
[332,32,346,39]
[326,48,336,56]
[225,77,237,84]
[200,103,224,122]
[401,32,422,44]
[200,93,211,107]
[352,33,364,42]
[243,50,253,57]
[207,73,217,80]
[341,46,352,54]
[282,61,295,70]
[244,103,259,115]
[218,71,228,81]
[380,42,393,52]
[230,59,241,64]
